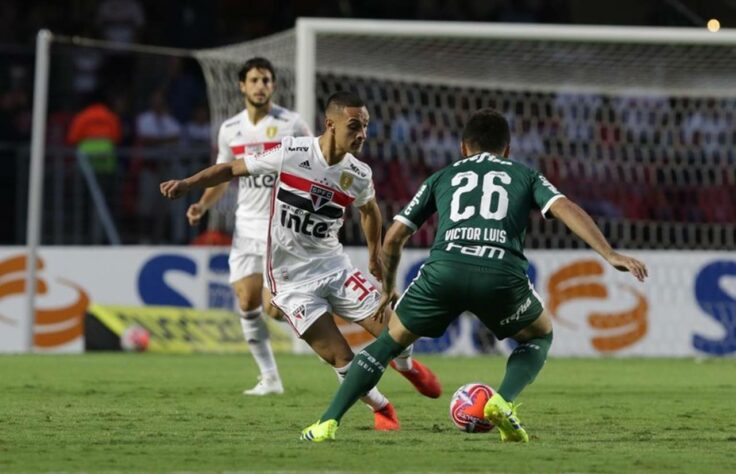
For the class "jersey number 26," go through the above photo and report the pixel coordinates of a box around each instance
[450,171,511,222]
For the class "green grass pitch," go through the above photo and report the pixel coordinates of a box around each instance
[1,354,734,473]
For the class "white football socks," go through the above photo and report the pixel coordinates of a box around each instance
[334,361,388,411]
[392,343,414,371]
[239,307,279,380]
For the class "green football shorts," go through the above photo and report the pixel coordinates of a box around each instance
[395,260,544,340]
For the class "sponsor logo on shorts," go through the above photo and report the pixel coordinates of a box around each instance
[288,146,309,152]
[500,297,532,326]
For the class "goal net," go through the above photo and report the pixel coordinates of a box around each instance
[195,20,736,250]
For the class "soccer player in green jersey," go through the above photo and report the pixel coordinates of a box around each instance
[301,108,648,443]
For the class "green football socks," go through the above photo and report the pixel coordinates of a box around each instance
[320,330,405,423]
[498,332,553,402]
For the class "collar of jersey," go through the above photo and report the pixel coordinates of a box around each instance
[313,137,350,169]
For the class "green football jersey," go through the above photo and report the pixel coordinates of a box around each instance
[395,152,564,276]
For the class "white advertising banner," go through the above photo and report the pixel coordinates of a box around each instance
[0,247,733,356]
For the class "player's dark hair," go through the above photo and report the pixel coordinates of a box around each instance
[325,91,365,112]
[238,57,276,82]
[461,108,511,154]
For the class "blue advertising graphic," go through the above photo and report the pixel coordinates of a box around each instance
[693,260,736,355]
[138,254,196,307]
[138,253,233,310]
[208,254,234,310]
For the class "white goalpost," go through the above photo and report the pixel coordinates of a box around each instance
[24,19,736,352]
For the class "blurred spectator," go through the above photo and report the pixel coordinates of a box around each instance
[184,103,211,145]
[95,0,145,43]
[390,107,421,146]
[165,57,205,125]
[67,91,122,175]
[135,89,182,145]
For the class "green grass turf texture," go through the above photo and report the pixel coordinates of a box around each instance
[1,354,733,473]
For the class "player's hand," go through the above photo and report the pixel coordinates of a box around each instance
[160,180,190,200]
[187,203,206,226]
[371,290,399,323]
[605,252,648,282]
[368,255,383,280]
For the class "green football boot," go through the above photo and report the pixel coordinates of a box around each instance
[483,393,529,443]
[300,419,338,442]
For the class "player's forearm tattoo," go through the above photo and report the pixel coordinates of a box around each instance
[381,249,401,289]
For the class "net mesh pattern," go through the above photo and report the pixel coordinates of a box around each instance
[195,29,736,249]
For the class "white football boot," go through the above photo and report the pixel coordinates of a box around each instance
[242,374,284,396]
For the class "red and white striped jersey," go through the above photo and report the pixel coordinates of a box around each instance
[216,105,311,242]
[244,136,376,292]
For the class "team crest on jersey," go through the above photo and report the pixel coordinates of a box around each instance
[266,126,278,138]
[339,172,353,190]
[309,184,334,210]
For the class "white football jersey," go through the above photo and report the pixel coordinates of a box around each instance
[216,104,311,243]
[244,136,376,292]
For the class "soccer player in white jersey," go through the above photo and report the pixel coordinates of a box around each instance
[186,57,312,396]
[161,91,442,431]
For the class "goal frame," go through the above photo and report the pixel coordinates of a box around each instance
[294,17,736,126]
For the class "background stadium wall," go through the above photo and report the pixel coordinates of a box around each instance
[2,246,733,357]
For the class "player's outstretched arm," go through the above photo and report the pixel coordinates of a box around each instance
[549,197,648,282]
[160,160,249,200]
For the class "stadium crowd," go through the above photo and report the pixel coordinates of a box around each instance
[1,0,733,246]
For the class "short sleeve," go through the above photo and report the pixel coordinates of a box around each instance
[352,178,375,208]
[394,178,436,232]
[532,171,565,219]
[244,142,284,176]
[215,124,233,164]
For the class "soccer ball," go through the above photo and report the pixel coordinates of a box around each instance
[120,325,150,352]
[449,383,496,433]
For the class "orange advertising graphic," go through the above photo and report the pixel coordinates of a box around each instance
[547,259,648,352]
[0,255,89,348]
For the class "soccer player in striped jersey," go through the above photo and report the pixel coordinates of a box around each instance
[161,91,442,431]
[300,108,648,443]
[186,57,311,396]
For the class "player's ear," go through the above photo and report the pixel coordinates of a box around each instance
[239,81,246,94]
[460,141,468,157]
[324,115,336,133]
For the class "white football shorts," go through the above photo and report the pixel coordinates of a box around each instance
[271,266,381,337]
[228,238,266,284]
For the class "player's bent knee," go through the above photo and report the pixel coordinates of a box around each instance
[387,314,420,347]
[512,310,553,342]
[262,302,282,319]
[237,295,263,313]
